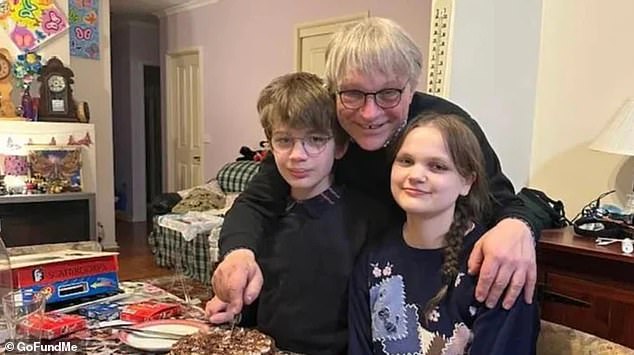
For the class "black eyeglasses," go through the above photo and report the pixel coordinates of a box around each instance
[337,83,408,110]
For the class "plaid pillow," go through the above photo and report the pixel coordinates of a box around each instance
[216,161,260,193]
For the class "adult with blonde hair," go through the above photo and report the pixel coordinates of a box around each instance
[211,17,539,326]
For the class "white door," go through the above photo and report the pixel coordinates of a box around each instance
[296,13,369,77]
[166,50,203,191]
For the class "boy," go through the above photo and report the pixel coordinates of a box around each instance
[206,72,387,354]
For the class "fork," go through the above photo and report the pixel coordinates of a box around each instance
[225,313,242,340]
[110,325,187,340]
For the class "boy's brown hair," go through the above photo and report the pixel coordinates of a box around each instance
[257,72,348,148]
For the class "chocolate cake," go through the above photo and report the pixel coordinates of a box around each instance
[170,327,276,355]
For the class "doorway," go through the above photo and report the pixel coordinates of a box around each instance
[165,49,204,191]
[144,65,162,219]
[295,13,369,76]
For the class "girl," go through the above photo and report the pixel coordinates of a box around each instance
[348,112,539,354]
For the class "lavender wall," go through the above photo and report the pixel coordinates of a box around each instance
[161,0,432,181]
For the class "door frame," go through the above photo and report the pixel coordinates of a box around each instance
[142,64,162,218]
[165,47,205,192]
[294,12,370,72]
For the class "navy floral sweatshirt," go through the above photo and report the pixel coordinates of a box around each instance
[348,224,540,355]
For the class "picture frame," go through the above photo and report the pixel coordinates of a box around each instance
[26,145,83,192]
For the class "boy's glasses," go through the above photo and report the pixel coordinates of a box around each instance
[337,83,408,110]
[270,134,333,156]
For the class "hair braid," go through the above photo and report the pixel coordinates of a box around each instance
[422,204,470,325]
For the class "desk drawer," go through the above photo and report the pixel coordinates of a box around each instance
[541,271,634,348]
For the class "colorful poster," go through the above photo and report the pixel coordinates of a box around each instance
[0,0,69,51]
[69,0,99,59]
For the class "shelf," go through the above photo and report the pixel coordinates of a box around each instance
[0,192,95,204]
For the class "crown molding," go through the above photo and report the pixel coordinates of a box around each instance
[154,0,220,18]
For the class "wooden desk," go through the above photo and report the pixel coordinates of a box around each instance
[538,227,634,348]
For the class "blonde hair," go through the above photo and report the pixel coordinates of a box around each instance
[324,17,422,93]
[257,72,347,148]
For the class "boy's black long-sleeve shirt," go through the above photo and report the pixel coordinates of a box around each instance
[219,92,540,257]
[255,186,388,354]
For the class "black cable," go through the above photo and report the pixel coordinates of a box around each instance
[571,190,616,223]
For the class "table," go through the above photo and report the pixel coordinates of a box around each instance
[0,281,208,355]
[538,227,634,348]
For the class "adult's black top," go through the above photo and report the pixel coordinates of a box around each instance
[219,92,540,256]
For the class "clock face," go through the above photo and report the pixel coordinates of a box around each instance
[0,56,9,81]
[48,75,66,93]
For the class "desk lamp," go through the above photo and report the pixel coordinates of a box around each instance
[589,98,634,223]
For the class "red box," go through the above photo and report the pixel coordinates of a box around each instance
[19,313,87,340]
[120,301,181,323]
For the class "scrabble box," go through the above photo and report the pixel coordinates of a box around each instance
[10,250,120,304]
[120,301,181,323]
[19,313,87,340]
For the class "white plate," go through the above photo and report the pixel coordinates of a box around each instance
[118,319,209,352]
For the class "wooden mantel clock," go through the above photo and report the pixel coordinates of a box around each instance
[0,48,17,118]
[38,56,78,122]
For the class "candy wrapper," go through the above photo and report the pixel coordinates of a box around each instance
[78,303,121,321]
[19,313,87,340]
[120,301,181,323]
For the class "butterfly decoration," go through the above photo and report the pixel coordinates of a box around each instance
[10,26,36,51]
[4,0,68,50]
[28,149,82,181]
[42,8,65,34]
[67,133,92,147]
[84,42,98,59]
[74,26,92,40]
[5,137,22,151]
[76,132,92,146]
[69,0,99,59]
[83,10,96,25]
[74,0,93,8]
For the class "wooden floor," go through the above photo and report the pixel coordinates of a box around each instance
[115,219,172,281]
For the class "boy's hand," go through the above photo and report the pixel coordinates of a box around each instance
[205,296,234,324]
[211,248,263,315]
[467,218,536,310]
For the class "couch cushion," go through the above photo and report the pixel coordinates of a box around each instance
[216,160,260,193]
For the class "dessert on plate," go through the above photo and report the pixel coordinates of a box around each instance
[170,326,276,355]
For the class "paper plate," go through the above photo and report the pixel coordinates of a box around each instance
[118,319,209,352]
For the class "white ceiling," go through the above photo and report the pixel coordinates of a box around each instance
[109,0,188,15]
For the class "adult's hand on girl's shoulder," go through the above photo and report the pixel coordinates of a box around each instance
[467,218,536,310]
[211,249,263,315]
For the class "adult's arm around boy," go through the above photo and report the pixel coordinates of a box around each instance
[213,155,287,309]
[218,154,289,256]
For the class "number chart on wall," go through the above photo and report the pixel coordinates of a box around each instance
[426,0,454,98]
